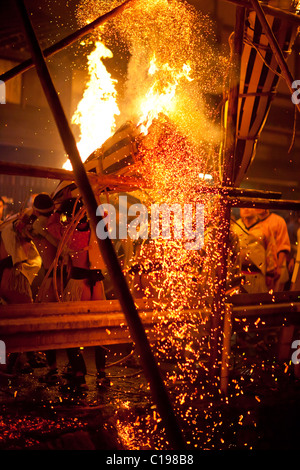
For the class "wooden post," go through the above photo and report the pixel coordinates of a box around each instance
[209,6,245,386]
[15,0,185,450]
[1,0,136,83]
[0,160,145,190]
[220,304,233,394]
[249,0,300,113]
[229,196,300,211]
[0,160,283,199]
[223,5,245,186]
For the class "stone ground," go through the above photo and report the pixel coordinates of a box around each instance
[1,336,300,451]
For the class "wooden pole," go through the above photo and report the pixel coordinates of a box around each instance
[15,0,185,450]
[1,0,136,83]
[219,187,282,199]
[223,6,246,186]
[0,160,282,198]
[220,304,233,395]
[0,160,145,189]
[249,0,300,114]
[209,6,245,385]
[229,196,300,211]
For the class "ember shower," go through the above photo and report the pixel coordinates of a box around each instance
[71,0,230,448]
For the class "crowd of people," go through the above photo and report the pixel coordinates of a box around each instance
[1,189,300,390]
[0,192,109,392]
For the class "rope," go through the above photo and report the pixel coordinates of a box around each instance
[288,104,298,154]
[244,37,284,79]
[35,204,87,302]
[53,205,87,301]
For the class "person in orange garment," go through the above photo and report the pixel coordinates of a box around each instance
[254,209,291,292]
[254,209,293,364]
[232,208,277,293]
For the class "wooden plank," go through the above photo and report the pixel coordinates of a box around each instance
[228,196,300,210]
[1,317,139,353]
[2,323,133,353]
[226,290,300,306]
[0,299,207,353]
[233,302,300,318]
[0,299,144,318]
[232,301,300,331]
[0,307,155,353]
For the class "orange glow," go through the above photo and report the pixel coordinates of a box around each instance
[137,54,193,135]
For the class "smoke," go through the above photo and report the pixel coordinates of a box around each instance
[76,0,226,151]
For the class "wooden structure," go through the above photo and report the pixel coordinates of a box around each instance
[0,298,181,353]
[0,300,209,354]
[210,0,300,385]
[2,291,300,396]
[0,0,300,448]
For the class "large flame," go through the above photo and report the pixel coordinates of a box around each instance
[137,54,193,135]
[63,41,120,170]
[64,43,195,168]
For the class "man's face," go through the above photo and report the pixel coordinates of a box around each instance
[253,208,269,219]
[240,208,256,219]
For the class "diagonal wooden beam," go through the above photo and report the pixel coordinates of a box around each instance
[0,160,145,190]
[1,0,136,83]
[15,0,185,450]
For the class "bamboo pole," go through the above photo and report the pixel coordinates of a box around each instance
[249,0,300,114]
[0,160,145,189]
[229,196,300,210]
[1,161,285,200]
[1,0,136,83]
[220,304,233,395]
[15,0,185,450]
